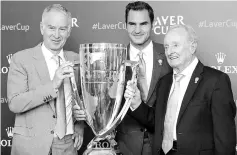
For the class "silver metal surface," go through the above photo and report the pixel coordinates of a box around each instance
[79,43,127,138]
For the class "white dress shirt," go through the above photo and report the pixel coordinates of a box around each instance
[169,57,198,140]
[41,43,73,136]
[129,41,153,90]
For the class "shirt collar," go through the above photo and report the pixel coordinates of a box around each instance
[130,41,153,59]
[173,57,199,77]
[41,43,64,60]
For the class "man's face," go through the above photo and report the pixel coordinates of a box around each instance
[164,27,195,72]
[126,10,152,49]
[40,10,70,53]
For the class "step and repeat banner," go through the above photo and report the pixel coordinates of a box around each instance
[1,1,237,154]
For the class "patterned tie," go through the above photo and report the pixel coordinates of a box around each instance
[53,55,67,139]
[137,52,149,102]
[162,74,184,154]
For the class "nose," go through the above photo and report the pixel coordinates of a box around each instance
[54,29,60,38]
[134,25,141,34]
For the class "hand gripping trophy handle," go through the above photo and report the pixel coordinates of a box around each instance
[70,60,140,148]
[69,61,92,125]
[95,61,140,139]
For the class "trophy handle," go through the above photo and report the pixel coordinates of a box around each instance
[69,64,93,126]
[95,62,139,139]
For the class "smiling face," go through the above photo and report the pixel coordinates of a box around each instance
[40,9,71,54]
[164,27,196,73]
[126,9,152,50]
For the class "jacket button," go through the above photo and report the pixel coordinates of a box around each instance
[51,130,54,134]
[53,115,56,118]
[177,132,183,135]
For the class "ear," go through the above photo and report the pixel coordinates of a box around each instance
[67,26,72,38]
[190,42,197,54]
[151,21,154,30]
[40,22,44,35]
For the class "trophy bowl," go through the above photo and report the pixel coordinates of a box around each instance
[78,43,129,155]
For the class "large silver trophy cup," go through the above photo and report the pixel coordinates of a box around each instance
[72,43,138,155]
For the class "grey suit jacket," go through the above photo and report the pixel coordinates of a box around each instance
[7,43,82,155]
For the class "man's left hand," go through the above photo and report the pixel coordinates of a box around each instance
[72,123,84,150]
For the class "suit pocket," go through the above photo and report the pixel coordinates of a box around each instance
[13,126,33,137]
[190,99,208,106]
[199,149,214,155]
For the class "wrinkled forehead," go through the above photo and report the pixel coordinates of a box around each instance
[164,28,188,44]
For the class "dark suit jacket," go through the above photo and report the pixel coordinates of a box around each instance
[116,42,172,155]
[7,43,83,155]
[130,61,236,155]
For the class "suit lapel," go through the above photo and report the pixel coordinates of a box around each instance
[146,42,165,104]
[177,61,204,125]
[162,73,173,119]
[32,43,51,85]
[32,43,55,113]
[125,44,132,81]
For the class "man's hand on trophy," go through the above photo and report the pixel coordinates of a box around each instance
[52,61,74,90]
[73,121,84,150]
[73,104,86,121]
[124,80,142,110]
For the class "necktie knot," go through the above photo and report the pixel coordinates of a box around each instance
[174,74,184,82]
[138,51,144,60]
[52,55,61,66]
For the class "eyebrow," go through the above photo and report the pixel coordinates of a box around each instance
[47,25,68,29]
[128,21,149,25]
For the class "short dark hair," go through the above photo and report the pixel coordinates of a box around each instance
[125,1,154,24]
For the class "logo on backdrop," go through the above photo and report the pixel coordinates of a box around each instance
[1,127,13,147]
[0,23,30,32]
[92,22,126,30]
[198,19,237,29]
[211,52,237,74]
[153,15,185,35]
[1,54,13,74]
[72,17,79,28]
[1,97,8,104]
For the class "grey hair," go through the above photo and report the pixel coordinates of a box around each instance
[167,24,198,44]
[41,4,72,27]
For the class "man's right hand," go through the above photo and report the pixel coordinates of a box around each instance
[52,61,74,90]
[73,104,86,121]
[124,80,142,110]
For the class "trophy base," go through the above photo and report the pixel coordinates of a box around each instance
[83,148,117,155]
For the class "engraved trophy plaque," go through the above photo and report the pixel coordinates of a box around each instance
[70,43,139,155]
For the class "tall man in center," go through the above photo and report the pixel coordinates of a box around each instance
[115,1,171,155]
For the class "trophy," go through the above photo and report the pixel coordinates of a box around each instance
[70,43,139,155]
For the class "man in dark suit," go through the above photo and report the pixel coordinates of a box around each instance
[124,24,236,155]
[7,4,84,155]
[115,1,171,155]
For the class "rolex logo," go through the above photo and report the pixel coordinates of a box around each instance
[215,52,226,64]
[6,54,13,64]
[6,127,13,138]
